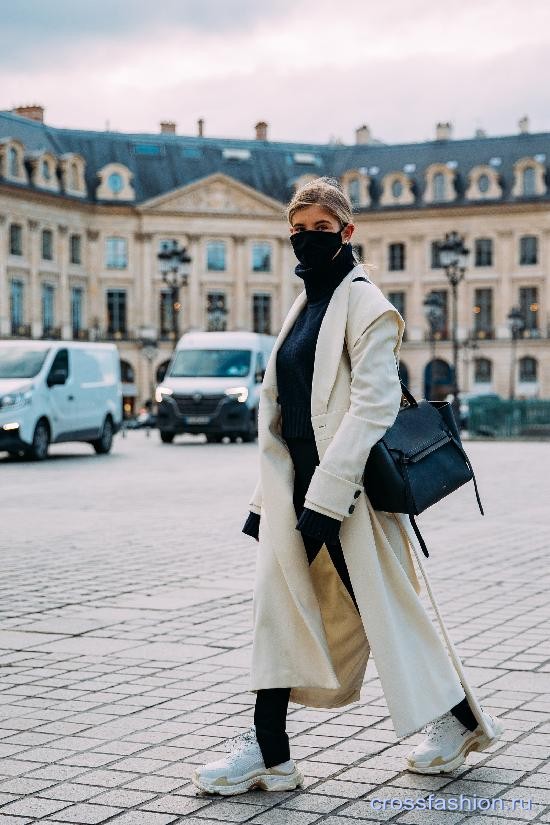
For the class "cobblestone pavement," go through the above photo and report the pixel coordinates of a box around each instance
[1,431,549,824]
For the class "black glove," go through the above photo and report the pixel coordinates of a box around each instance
[296,507,341,544]
[242,511,260,542]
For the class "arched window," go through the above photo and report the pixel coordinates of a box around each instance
[519,356,537,382]
[8,146,19,177]
[433,172,445,201]
[348,177,361,207]
[70,162,79,191]
[523,166,536,197]
[391,179,403,198]
[474,357,492,383]
[120,359,135,383]
[41,159,51,180]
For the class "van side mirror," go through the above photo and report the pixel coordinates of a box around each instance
[47,369,67,387]
[255,369,265,383]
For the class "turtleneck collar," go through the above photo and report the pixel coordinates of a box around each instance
[294,242,356,304]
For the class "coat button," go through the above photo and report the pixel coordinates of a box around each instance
[348,504,355,514]
[354,490,361,498]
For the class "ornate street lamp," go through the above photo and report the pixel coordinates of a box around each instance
[423,291,444,400]
[436,230,470,418]
[507,306,524,400]
[157,240,191,341]
[207,293,228,331]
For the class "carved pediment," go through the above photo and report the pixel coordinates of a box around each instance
[142,173,284,216]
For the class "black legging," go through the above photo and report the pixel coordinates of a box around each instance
[254,436,477,768]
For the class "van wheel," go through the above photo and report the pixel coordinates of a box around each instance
[160,430,175,444]
[28,419,50,461]
[92,416,114,454]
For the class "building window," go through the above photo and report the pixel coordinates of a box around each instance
[348,177,361,207]
[519,286,539,332]
[430,241,442,268]
[474,238,493,267]
[252,242,272,272]
[522,167,536,197]
[474,357,492,383]
[70,234,82,264]
[10,279,24,333]
[519,235,538,265]
[473,288,493,338]
[388,242,405,271]
[388,290,406,340]
[206,291,228,331]
[8,147,19,177]
[105,236,128,269]
[477,174,490,193]
[41,229,53,261]
[160,290,174,337]
[391,179,403,198]
[41,159,51,180]
[431,289,449,338]
[41,283,55,334]
[70,163,80,191]
[106,289,127,336]
[206,241,226,271]
[9,223,22,256]
[71,287,83,337]
[433,172,445,201]
[519,356,537,382]
[252,294,271,334]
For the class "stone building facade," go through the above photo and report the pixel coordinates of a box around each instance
[1,106,548,411]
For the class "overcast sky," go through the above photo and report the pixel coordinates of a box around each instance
[2,0,549,145]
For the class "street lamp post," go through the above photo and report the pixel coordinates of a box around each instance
[423,291,444,401]
[206,293,228,331]
[507,306,524,400]
[436,231,470,419]
[157,240,192,341]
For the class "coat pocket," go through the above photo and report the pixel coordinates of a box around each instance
[311,409,348,442]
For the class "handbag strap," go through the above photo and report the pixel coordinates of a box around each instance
[448,435,485,516]
[409,515,430,558]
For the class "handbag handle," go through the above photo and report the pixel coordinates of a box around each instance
[398,376,418,408]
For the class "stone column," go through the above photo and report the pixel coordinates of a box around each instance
[0,214,9,336]
[138,232,154,328]
[57,224,71,339]
[232,236,247,330]
[408,234,426,343]
[28,219,41,338]
[186,234,202,330]
[495,229,514,339]
[86,229,101,335]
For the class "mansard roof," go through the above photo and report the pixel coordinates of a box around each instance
[1,109,548,209]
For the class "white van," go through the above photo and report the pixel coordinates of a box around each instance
[0,340,123,460]
[155,331,276,443]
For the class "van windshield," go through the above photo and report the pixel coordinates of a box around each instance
[169,349,251,378]
[0,347,50,378]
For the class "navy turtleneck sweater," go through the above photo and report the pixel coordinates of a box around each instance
[243,242,356,544]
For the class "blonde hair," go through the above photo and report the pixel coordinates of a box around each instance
[286,176,373,271]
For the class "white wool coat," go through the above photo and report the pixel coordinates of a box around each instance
[247,263,493,740]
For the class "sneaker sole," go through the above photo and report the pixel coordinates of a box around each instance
[406,717,504,775]
[192,767,304,796]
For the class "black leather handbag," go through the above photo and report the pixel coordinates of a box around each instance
[363,381,484,558]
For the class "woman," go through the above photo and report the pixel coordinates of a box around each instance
[193,177,502,796]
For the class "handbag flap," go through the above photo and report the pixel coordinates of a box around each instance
[381,400,451,459]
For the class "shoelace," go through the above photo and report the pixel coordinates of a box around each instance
[227,728,257,754]
[423,713,453,743]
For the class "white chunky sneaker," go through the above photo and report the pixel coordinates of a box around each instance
[406,709,503,774]
[192,727,303,796]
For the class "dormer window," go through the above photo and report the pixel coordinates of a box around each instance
[96,163,135,201]
[0,139,27,184]
[42,159,52,180]
[424,164,456,204]
[9,147,20,177]
[512,157,546,198]
[465,165,502,201]
[341,170,370,208]
[380,172,414,207]
[27,150,60,192]
[59,153,86,197]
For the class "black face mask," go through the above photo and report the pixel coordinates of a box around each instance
[290,228,346,269]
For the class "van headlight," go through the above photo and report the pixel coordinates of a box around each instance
[0,386,33,410]
[225,386,249,403]
[155,386,174,404]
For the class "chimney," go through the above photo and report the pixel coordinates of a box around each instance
[12,104,44,123]
[160,120,176,134]
[519,115,529,134]
[436,121,452,141]
[355,124,371,145]
[255,121,268,141]
[197,118,204,137]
